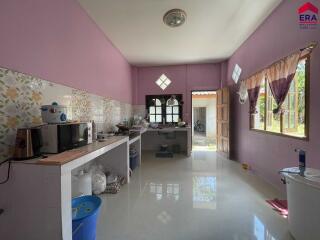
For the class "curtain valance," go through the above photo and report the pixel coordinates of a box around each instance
[243,42,316,115]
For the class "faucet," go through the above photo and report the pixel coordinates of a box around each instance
[278,149,306,178]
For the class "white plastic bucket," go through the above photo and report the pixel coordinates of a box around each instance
[72,170,92,197]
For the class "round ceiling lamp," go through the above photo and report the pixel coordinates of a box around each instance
[163,9,187,27]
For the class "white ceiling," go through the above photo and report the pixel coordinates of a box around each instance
[78,0,282,66]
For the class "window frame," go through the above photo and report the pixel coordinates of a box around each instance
[250,55,310,141]
[146,94,183,124]
[165,98,180,123]
[148,98,163,123]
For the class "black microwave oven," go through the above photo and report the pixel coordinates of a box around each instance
[40,122,92,153]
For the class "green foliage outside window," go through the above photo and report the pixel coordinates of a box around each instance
[252,58,307,138]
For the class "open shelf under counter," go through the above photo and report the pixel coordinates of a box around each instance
[141,127,192,156]
[2,136,130,240]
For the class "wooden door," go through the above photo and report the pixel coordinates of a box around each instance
[216,87,230,158]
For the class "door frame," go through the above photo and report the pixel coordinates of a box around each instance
[216,87,230,158]
[190,89,217,149]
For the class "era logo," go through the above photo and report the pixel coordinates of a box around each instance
[298,2,318,28]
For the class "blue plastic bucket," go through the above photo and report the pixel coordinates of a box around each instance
[72,195,102,240]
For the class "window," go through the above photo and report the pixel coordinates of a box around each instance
[146,94,182,123]
[254,79,265,130]
[266,81,281,133]
[166,98,179,123]
[148,98,162,123]
[251,57,309,139]
[155,74,171,90]
[232,64,242,83]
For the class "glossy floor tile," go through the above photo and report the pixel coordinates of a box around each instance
[97,151,293,240]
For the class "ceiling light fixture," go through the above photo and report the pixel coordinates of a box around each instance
[163,9,187,28]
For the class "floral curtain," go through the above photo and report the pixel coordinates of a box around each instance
[245,71,265,114]
[266,52,301,114]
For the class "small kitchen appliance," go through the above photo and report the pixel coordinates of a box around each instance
[40,122,92,153]
[41,103,67,123]
[13,127,43,160]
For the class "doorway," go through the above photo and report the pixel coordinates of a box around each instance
[191,91,216,151]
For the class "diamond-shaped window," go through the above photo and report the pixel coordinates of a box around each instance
[232,64,242,83]
[156,74,171,90]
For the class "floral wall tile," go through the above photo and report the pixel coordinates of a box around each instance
[0,68,44,160]
[0,66,133,162]
[71,89,92,122]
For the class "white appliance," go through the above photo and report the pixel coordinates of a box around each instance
[281,167,320,240]
[41,104,67,123]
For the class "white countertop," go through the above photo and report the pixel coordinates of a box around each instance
[12,136,128,170]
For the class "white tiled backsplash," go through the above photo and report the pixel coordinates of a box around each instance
[132,105,146,118]
[0,67,136,161]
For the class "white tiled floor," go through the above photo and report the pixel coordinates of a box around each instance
[97,151,293,240]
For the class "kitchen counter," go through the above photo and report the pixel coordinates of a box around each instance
[141,126,191,156]
[2,135,130,240]
[13,136,128,166]
[2,126,191,240]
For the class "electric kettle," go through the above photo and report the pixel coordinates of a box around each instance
[13,127,42,160]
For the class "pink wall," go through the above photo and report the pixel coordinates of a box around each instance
[0,0,132,103]
[227,0,320,191]
[1,0,318,193]
[134,63,223,123]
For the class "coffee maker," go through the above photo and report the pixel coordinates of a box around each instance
[13,127,43,160]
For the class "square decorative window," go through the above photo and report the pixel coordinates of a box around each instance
[232,64,242,83]
[156,74,171,90]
